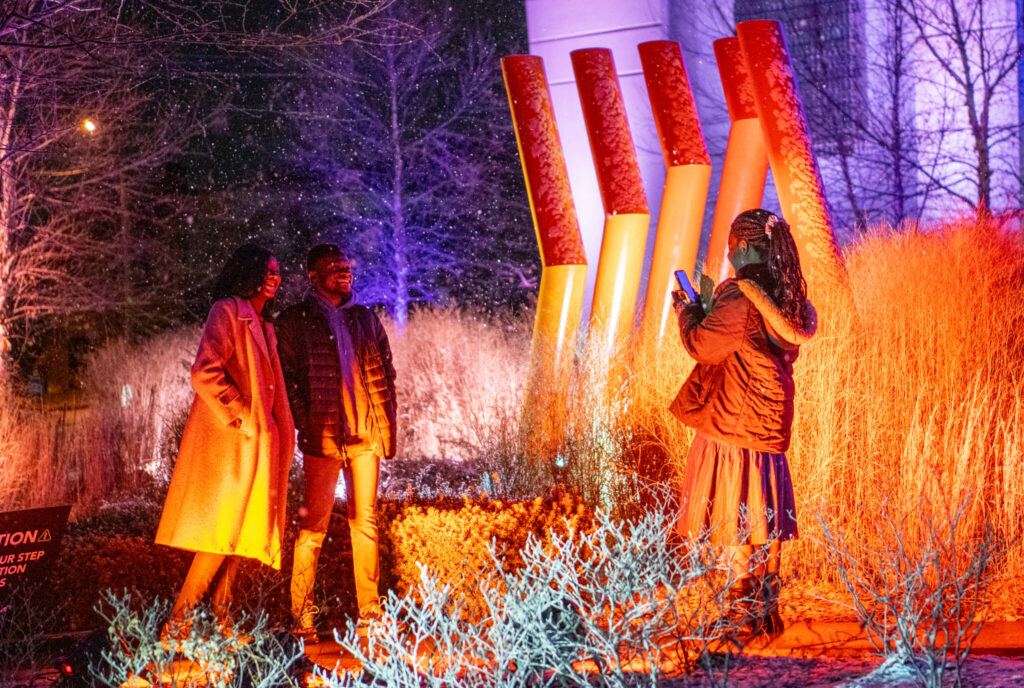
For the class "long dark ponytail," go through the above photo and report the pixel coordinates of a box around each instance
[730,209,808,325]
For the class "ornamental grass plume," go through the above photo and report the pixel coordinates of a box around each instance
[785,215,1024,607]
[562,213,1024,611]
[0,328,197,514]
[383,305,531,462]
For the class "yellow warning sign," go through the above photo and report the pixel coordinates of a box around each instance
[39,530,51,543]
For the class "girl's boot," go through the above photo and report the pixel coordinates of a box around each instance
[757,572,785,635]
[724,577,758,637]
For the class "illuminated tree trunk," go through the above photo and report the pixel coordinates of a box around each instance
[637,40,711,346]
[707,37,769,286]
[385,44,411,331]
[0,53,22,376]
[502,55,588,460]
[737,20,853,312]
[571,48,649,379]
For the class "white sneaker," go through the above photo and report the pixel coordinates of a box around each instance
[355,603,405,637]
[291,605,320,645]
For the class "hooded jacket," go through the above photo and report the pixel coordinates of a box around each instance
[276,294,396,461]
[670,268,817,453]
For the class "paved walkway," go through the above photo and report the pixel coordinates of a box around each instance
[303,620,1024,675]
[746,620,1024,658]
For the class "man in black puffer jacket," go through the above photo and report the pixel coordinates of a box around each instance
[276,244,396,643]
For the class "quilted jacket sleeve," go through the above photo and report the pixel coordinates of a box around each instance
[274,305,310,432]
[370,311,397,452]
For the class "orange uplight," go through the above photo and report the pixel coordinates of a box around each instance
[82,119,97,133]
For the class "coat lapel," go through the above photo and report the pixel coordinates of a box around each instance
[235,297,271,363]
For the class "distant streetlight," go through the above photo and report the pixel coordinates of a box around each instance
[82,119,97,133]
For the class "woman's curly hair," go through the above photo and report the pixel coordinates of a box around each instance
[213,243,273,301]
[730,208,808,326]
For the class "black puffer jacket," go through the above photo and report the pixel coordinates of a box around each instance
[276,296,396,461]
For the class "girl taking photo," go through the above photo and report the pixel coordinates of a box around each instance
[672,208,817,635]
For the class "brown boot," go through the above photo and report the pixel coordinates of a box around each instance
[724,577,759,636]
[756,573,785,636]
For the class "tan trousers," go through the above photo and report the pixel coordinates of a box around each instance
[291,446,380,618]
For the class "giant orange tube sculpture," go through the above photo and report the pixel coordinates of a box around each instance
[637,40,711,346]
[570,48,650,369]
[736,20,852,308]
[502,55,588,459]
[707,37,769,285]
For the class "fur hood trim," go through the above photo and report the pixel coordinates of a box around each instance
[737,280,817,345]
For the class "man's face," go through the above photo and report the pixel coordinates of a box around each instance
[310,255,353,301]
[261,257,282,300]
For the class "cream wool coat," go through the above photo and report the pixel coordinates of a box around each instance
[156,297,295,569]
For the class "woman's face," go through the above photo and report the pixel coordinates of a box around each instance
[260,257,281,299]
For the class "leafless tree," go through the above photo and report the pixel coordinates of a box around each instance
[0,1,195,376]
[0,0,397,378]
[292,0,534,326]
[902,0,1022,213]
[797,0,1021,222]
[706,0,1021,231]
[795,0,933,230]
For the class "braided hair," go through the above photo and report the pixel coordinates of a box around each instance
[730,209,808,326]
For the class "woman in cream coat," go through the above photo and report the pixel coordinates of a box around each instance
[156,244,295,636]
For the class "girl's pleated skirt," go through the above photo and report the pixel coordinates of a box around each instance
[677,432,798,545]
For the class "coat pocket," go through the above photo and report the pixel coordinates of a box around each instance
[235,396,255,438]
[670,363,721,424]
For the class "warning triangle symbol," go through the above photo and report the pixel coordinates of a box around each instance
[39,530,52,542]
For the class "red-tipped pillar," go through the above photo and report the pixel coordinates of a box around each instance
[637,40,712,345]
[571,48,650,376]
[736,20,852,311]
[502,55,589,460]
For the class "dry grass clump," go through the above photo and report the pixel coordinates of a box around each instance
[385,305,531,461]
[0,328,197,514]
[0,392,43,509]
[0,306,531,515]
[784,216,1024,608]
[79,327,199,480]
[531,214,1024,614]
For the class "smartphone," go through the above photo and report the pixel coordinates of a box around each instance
[674,269,698,303]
